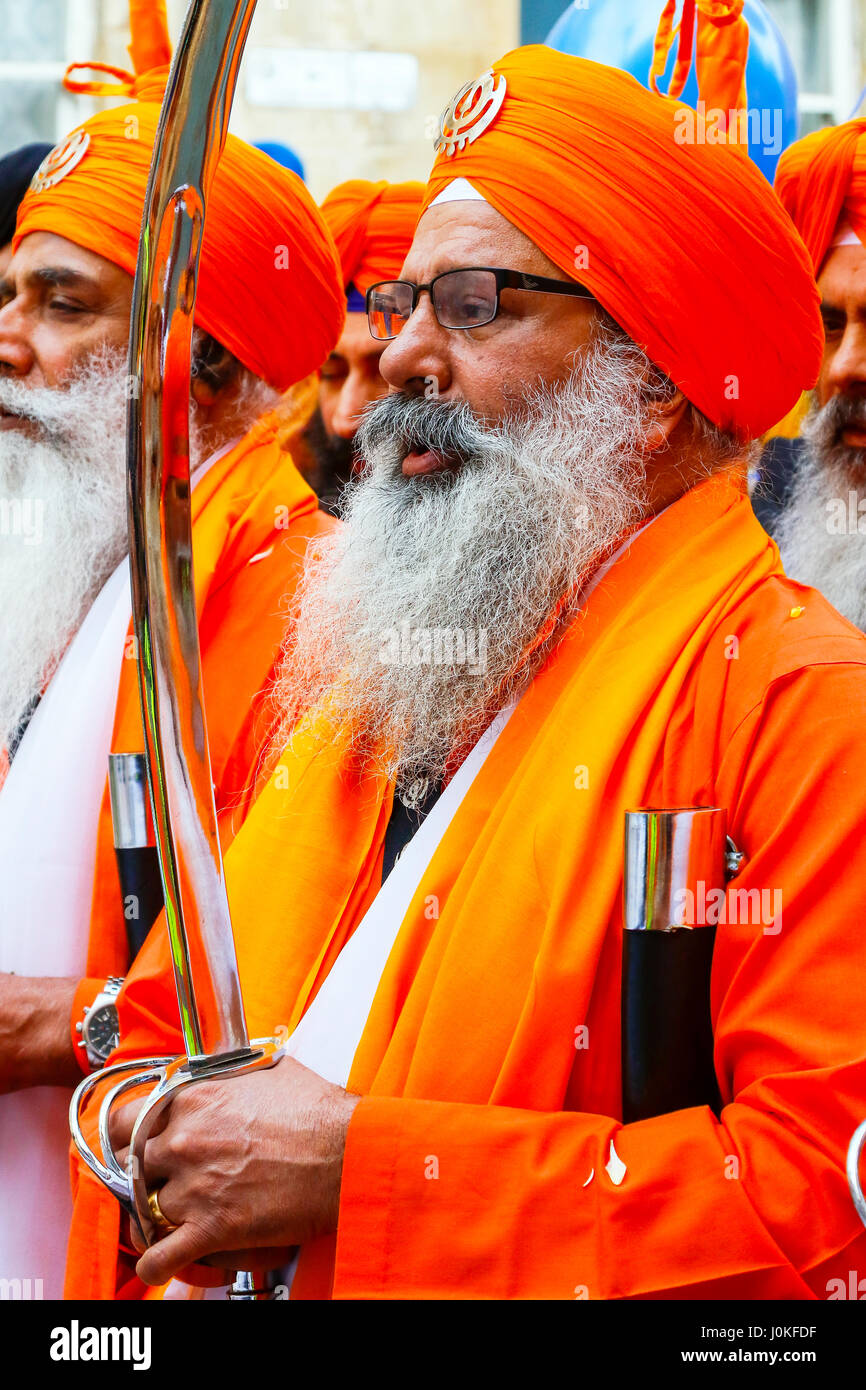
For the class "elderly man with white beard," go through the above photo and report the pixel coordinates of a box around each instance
[73,46,866,1303]
[0,74,345,1294]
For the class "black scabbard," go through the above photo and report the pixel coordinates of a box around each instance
[622,924,721,1123]
[107,753,165,964]
[621,807,725,1124]
[113,845,164,959]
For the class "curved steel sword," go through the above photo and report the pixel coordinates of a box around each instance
[71,0,285,1298]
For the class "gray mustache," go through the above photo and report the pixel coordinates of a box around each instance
[819,393,866,436]
[0,380,78,442]
[357,392,488,463]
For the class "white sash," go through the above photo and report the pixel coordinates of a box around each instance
[0,560,131,1298]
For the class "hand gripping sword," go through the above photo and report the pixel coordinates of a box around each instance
[69,0,285,1298]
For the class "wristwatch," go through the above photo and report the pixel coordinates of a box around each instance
[76,977,123,1070]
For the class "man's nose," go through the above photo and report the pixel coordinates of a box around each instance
[0,300,36,377]
[330,371,385,440]
[378,297,452,398]
[825,320,866,398]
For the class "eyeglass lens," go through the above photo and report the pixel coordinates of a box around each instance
[368,269,499,340]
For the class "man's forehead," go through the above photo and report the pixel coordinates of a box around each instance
[818,243,866,308]
[401,200,553,280]
[7,230,125,284]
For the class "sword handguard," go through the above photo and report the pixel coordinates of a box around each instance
[70,1037,287,1249]
[70,1057,176,1215]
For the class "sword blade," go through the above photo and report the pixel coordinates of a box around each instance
[125,0,260,1061]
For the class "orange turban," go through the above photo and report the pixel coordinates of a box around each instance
[774,119,866,277]
[320,179,425,299]
[13,7,344,392]
[422,45,822,440]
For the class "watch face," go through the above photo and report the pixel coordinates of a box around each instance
[86,1004,120,1059]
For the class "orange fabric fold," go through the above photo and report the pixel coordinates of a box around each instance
[62,61,170,104]
[68,473,866,1299]
[320,180,425,295]
[421,46,820,440]
[774,118,866,276]
[127,0,171,76]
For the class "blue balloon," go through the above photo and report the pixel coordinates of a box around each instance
[254,140,306,182]
[545,0,798,182]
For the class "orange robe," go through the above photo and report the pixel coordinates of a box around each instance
[67,473,866,1300]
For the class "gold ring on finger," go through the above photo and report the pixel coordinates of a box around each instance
[146,1187,178,1234]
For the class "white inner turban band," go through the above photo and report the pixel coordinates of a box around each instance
[428,177,489,206]
[832,218,863,248]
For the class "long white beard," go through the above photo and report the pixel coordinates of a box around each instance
[0,352,134,753]
[274,333,657,807]
[775,397,866,631]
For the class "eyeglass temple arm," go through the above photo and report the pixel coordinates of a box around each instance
[499,269,595,300]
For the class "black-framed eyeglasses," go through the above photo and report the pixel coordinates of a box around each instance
[365,267,594,341]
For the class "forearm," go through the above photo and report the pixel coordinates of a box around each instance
[333,1094,858,1300]
[0,974,80,1090]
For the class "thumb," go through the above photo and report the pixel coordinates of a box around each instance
[136,1221,228,1288]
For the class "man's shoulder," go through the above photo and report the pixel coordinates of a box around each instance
[701,569,866,732]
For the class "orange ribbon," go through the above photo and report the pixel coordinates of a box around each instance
[62,1,172,104]
[650,0,749,146]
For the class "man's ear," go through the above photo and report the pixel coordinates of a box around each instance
[190,373,218,408]
[641,387,689,453]
[190,333,239,408]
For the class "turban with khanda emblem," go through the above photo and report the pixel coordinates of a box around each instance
[421,35,822,441]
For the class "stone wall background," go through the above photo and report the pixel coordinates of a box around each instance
[2,3,864,190]
[95,0,521,199]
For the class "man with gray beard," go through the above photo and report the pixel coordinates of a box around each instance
[764,117,866,632]
[91,48,866,1304]
[766,400,866,632]
[274,325,668,815]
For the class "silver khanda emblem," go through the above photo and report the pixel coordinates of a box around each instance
[434,69,507,157]
[29,129,91,192]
